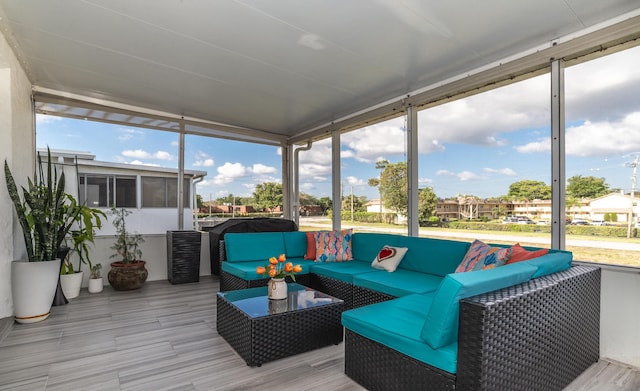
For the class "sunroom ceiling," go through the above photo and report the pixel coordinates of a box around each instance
[1,1,639,145]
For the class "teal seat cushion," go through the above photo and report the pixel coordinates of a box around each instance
[222,259,315,280]
[353,269,443,297]
[395,236,470,276]
[342,293,458,374]
[283,231,307,258]
[421,262,538,349]
[310,260,377,283]
[224,232,285,262]
[526,250,572,278]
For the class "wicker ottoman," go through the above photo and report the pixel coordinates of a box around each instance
[217,283,344,367]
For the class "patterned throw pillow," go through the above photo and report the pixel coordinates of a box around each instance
[506,243,549,264]
[455,239,512,272]
[371,245,408,272]
[314,229,353,262]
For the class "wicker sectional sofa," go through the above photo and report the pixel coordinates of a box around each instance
[219,231,600,391]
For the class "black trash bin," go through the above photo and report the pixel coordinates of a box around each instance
[167,230,202,284]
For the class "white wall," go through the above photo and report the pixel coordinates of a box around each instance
[0,30,34,319]
[599,267,640,367]
[75,232,211,288]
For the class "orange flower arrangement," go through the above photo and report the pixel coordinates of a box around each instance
[256,254,302,280]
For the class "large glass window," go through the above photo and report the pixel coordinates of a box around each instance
[418,73,552,246]
[79,175,136,208]
[142,177,190,208]
[564,44,640,267]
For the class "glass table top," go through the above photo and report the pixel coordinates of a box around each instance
[217,283,343,318]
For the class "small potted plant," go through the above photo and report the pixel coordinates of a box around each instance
[88,263,103,293]
[107,207,148,291]
[60,200,105,299]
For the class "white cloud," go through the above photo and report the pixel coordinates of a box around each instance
[515,139,549,153]
[345,176,366,186]
[217,162,247,177]
[436,169,455,176]
[341,119,406,162]
[127,160,160,167]
[457,171,482,181]
[117,128,144,142]
[419,177,433,184]
[194,158,214,167]
[35,114,62,125]
[484,167,517,176]
[250,163,277,175]
[122,149,173,160]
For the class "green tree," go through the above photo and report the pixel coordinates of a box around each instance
[380,161,408,216]
[253,182,283,212]
[508,180,552,200]
[196,194,204,209]
[567,175,609,199]
[418,187,437,222]
[318,197,332,214]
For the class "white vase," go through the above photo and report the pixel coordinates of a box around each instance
[88,277,103,293]
[11,259,61,324]
[268,278,287,300]
[60,271,84,299]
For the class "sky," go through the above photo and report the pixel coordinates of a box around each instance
[36,45,640,202]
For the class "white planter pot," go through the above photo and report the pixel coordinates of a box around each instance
[11,259,61,324]
[60,271,84,299]
[88,277,103,293]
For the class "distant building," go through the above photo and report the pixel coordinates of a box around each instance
[42,149,207,234]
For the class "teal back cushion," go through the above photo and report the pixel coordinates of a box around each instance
[351,233,402,261]
[420,262,538,349]
[224,232,285,262]
[527,250,572,277]
[395,236,470,276]
[283,231,307,258]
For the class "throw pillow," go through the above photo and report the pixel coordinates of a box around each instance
[371,245,408,272]
[304,231,318,260]
[455,239,512,272]
[506,243,549,264]
[314,229,353,262]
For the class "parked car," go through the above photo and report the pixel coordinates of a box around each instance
[571,219,589,225]
[517,217,536,224]
[590,220,608,226]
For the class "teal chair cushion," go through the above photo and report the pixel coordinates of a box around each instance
[283,231,307,258]
[420,262,538,349]
[310,260,377,283]
[395,236,471,276]
[342,293,458,374]
[224,232,285,262]
[526,250,572,278]
[353,269,443,297]
[222,259,315,280]
[351,233,403,262]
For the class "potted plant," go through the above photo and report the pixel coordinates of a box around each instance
[60,201,106,299]
[4,148,82,323]
[88,263,103,293]
[107,207,148,291]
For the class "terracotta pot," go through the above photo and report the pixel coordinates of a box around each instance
[108,261,148,291]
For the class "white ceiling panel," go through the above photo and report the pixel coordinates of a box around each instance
[1,0,639,141]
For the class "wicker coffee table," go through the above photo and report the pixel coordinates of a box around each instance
[217,283,344,367]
